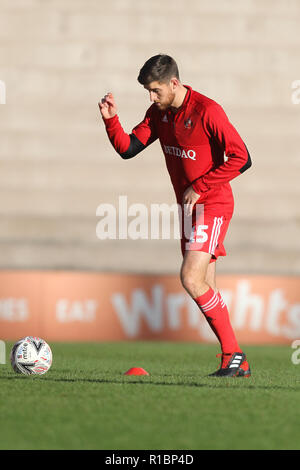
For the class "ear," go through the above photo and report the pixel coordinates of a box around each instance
[170,77,179,90]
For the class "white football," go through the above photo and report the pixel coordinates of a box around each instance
[10,336,52,375]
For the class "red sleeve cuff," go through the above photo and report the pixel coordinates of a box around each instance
[102,114,119,128]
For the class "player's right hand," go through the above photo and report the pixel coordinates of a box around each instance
[98,93,117,119]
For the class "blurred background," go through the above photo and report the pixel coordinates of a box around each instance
[0,0,299,276]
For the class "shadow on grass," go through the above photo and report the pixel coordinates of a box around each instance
[2,371,300,391]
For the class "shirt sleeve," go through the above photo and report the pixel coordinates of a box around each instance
[103,105,158,159]
[192,103,252,194]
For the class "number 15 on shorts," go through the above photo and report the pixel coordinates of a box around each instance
[189,225,209,243]
[186,216,227,257]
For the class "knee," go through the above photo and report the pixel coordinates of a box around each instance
[180,268,206,297]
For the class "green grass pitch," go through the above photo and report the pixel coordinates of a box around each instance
[0,341,299,450]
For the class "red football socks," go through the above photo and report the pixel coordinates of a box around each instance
[194,287,241,354]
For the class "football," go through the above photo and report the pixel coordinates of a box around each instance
[10,336,52,375]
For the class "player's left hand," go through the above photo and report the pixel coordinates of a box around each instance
[182,185,201,216]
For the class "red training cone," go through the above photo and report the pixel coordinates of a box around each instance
[124,367,149,376]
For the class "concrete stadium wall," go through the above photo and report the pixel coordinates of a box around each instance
[0,0,299,275]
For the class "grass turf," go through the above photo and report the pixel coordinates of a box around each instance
[0,341,299,450]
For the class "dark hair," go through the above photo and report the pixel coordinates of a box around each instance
[137,54,180,85]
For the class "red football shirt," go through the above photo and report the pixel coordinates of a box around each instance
[103,85,251,218]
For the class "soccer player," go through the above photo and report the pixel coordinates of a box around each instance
[99,54,252,377]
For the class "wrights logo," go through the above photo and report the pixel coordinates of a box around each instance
[163,145,196,160]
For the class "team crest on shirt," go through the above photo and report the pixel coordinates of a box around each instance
[184,118,193,129]
[162,114,168,123]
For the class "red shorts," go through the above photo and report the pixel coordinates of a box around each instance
[180,210,231,263]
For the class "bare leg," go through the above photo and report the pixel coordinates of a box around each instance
[180,250,240,355]
[180,250,213,298]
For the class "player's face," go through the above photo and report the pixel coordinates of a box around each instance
[144,80,177,110]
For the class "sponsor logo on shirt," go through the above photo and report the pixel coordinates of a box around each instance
[163,145,196,160]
